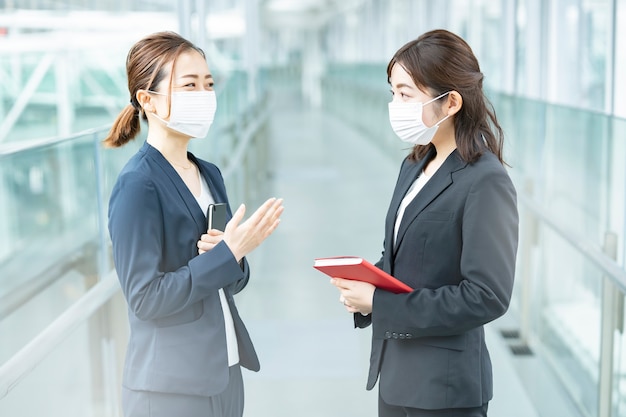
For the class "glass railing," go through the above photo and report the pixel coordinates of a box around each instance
[0,70,272,417]
[321,64,626,417]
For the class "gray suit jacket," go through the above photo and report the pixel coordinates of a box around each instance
[355,147,518,409]
[108,142,259,398]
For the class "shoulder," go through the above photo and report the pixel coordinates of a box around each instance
[463,151,516,200]
[465,151,509,179]
[111,151,158,203]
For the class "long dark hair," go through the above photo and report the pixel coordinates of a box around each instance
[102,31,205,148]
[387,29,504,164]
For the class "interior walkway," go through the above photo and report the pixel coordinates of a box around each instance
[234,98,542,417]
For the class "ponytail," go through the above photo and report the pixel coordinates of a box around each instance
[102,104,141,148]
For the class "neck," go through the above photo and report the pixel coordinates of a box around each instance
[147,131,192,168]
[425,131,457,176]
[431,123,457,160]
[432,140,457,161]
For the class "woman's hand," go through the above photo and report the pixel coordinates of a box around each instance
[222,197,284,262]
[331,278,375,315]
[197,229,224,255]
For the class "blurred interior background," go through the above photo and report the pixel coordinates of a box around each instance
[1,1,626,416]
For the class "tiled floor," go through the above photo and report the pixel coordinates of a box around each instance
[235,100,542,417]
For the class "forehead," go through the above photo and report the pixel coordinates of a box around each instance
[170,50,211,79]
[389,63,416,88]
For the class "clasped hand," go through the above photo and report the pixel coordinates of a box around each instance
[197,197,284,261]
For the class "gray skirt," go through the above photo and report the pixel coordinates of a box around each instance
[122,365,244,417]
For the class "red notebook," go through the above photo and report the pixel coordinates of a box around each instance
[313,256,413,294]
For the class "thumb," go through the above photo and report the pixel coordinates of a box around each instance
[226,204,246,231]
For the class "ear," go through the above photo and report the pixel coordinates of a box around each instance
[136,89,154,113]
[445,91,463,116]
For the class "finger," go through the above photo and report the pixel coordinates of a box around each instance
[331,278,353,290]
[345,305,359,313]
[199,233,221,245]
[226,204,246,231]
[266,199,284,224]
[197,240,216,251]
[249,197,278,226]
[261,218,282,239]
[268,203,285,224]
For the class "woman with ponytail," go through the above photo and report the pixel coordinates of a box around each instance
[331,29,518,416]
[106,31,283,417]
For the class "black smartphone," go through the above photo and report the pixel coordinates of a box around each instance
[207,203,227,231]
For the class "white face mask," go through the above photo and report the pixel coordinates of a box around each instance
[388,91,451,145]
[151,90,217,138]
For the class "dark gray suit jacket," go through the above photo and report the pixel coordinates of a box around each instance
[355,147,518,409]
[108,141,259,398]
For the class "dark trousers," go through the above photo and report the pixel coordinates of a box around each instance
[122,365,244,417]
[379,393,488,417]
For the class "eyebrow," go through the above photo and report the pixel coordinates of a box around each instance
[392,82,414,89]
[177,74,214,80]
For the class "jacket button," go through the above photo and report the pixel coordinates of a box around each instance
[399,333,406,339]
[385,331,391,339]
[392,332,398,339]
[406,334,413,339]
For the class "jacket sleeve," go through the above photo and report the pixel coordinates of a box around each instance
[371,166,518,339]
[108,171,245,321]
[229,257,250,295]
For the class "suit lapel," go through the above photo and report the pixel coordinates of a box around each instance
[384,148,435,268]
[190,155,228,208]
[144,143,207,235]
[393,149,466,254]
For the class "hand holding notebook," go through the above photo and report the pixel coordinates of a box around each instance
[313,256,413,294]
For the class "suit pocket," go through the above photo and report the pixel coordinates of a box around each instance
[418,210,453,222]
[154,301,204,328]
[418,334,466,351]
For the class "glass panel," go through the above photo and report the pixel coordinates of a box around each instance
[0,131,129,364]
[615,0,626,117]
[500,92,625,417]
[515,0,545,99]
[0,293,128,417]
[545,0,611,111]
[0,135,102,317]
[542,105,609,242]
[477,0,505,91]
[612,116,626,417]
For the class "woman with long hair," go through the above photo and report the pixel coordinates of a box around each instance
[332,29,518,417]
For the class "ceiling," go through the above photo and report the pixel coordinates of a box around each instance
[260,0,364,30]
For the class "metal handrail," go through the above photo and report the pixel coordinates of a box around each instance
[0,124,111,157]
[0,271,120,400]
[518,192,626,293]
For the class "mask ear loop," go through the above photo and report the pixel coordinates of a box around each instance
[425,91,453,127]
[424,91,452,106]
